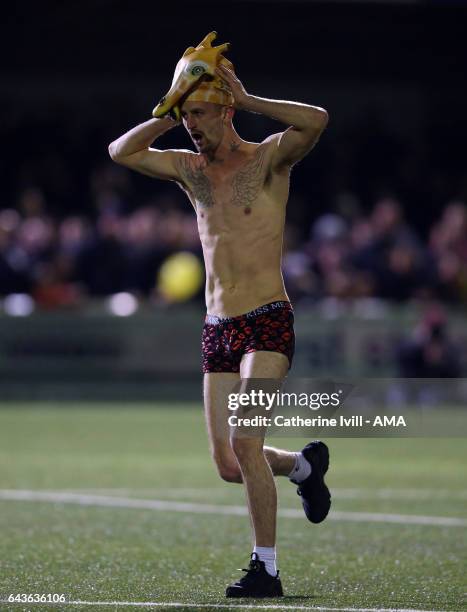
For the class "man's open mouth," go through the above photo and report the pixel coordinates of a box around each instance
[191,132,203,144]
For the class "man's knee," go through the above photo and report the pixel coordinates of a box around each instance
[218,464,243,483]
[230,436,263,463]
[212,451,242,483]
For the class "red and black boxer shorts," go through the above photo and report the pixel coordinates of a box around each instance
[202,300,295,373]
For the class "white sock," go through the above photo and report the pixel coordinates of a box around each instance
[253,545,277,577]
[288,451,312,483]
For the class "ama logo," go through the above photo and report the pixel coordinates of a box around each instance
[373,416,407,427]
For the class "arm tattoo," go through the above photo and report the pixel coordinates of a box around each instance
[230,146,266,208]
[177,155,215,208]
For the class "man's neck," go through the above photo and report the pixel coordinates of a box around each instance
[204,128,245,164]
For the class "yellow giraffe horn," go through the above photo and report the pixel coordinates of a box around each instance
[197,31,217,48]
[215,42,230,55]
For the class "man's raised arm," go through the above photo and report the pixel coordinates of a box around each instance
[108,116,184,181]
[216,65,328,170]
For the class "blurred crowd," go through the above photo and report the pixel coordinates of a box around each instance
[284,196,467,305]
[1,162,467,309]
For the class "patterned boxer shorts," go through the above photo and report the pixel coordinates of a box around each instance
[202,300,295,373]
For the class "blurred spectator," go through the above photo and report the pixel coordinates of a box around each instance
[351,197,429,299]
[0,208,30,294]
[32,257,84,309]
[376,240,429,301]
[121,207,168,295]
[429,201,467,303]
[397,306,462,378]
[76,212,127,296]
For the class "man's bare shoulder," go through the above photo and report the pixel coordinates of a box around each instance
[261,133,284,147]
[259,133,288,159]
[259,133,292,175]
[236,135,281,151]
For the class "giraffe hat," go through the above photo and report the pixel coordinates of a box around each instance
[152,31,234,121]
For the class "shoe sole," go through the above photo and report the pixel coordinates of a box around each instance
[226,588,284,598]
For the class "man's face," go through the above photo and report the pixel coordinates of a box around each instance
[181,101,226,154]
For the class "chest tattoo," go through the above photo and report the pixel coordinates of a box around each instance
[177,155,214,208]
[230,146,266,209]
[177,146,267,211]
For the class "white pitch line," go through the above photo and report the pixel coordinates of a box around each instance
[329,488,467,501]
[55,487,467,501]
[0,600,443,611]
[0,490,466,527]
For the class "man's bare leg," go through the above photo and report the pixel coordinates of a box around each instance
[203,354,297,547]
[231,434,277,546]
[232,351,290,547]
[203,360,329,541]
[264,446,296,476]
[203,372,243,483]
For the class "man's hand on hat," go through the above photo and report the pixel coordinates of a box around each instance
[215,65,249,110]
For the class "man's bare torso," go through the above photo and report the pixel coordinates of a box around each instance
[175,140,290,317]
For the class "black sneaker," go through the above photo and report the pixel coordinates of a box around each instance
[225,553,283,598]
[294,440,331,524]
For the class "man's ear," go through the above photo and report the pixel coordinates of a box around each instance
[222,106,235,121]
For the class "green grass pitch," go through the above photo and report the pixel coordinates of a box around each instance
[0,403,466,611]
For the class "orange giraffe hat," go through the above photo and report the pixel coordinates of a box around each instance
[152,31,234,121]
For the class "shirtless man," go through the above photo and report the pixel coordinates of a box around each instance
[109,63,331,598]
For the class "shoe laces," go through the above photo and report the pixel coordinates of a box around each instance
[240,553,261,573]
[235,553,263,584]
